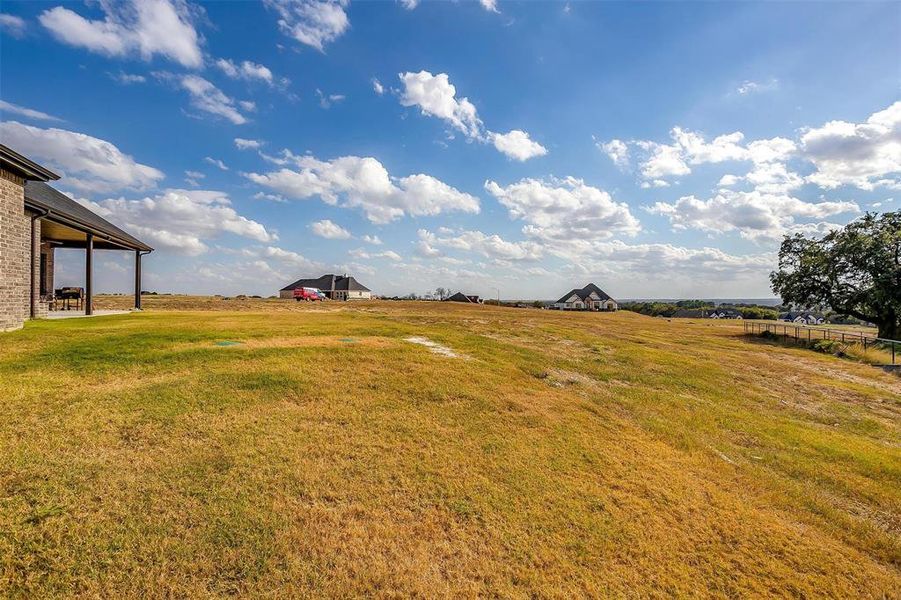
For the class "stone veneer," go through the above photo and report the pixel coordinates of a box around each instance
[0,168,30,331]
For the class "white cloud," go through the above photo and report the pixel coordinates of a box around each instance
[635,140,691,180]
[77,189,275,255]
[362,234,383,245]
[176,74,250,125]
[736,79,779,95]
[184,170,204,186]
[400,0,420,9]
[39,0,202,68]
[253,191,286,202]
[372,78,384,95]
[599,139,629,169]
[310,219,351,239]
[245,153,480,224]
[234,138,262,150]
[485,177,641,242]
[109,71,147,84]
[350,247,402,261]
[399,71,482,139]
[215,58,275,85]
[0,14,27,38]
[204,157,229,171]
[264,0,349,52]
[671,128,748,164]
[418,228,543,261]
[0,100,62,122]
[801,101,901,190]
[479,0,500,12]
[639,179,670,189]
[0,120,163,193]
[489,130,547,161]
[648,190,858,242]
[316,89,346,108]
[398,70,545,160]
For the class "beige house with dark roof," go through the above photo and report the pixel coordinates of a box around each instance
[0,144,153,332]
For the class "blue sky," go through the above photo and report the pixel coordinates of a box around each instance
[1,0,898,300]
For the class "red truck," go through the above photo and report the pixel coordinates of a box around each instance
[293,287,325,301]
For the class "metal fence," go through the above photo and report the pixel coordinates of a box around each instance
[743,321,898,365]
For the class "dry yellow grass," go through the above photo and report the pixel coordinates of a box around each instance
[1,297,899,597]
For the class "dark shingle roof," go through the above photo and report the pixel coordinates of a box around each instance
[445,292,475,303]
[0,144,59,181]
[555,283,613,304]
[24,181,152,251]
[280,274,370,293]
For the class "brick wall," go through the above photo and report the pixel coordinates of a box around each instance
[31,220,50,319]
[0,168,30,331]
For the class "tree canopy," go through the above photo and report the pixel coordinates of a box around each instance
[770,212,901,339]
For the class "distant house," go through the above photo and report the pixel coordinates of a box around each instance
[445,292,481,304]
[782,312,825,325]
[709,309,743,319]
[554,283,617,311]
[279,274,371,300]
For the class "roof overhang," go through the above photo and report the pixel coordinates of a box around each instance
[27,199,153,252]
[0,144,59,182]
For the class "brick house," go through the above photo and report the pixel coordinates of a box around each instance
[279,274,371,300]
[553,283,618,311]
[0,145,153,332]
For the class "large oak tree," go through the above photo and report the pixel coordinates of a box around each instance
[770,212,901,340]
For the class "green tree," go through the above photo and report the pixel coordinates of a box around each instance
[770,212,901,339]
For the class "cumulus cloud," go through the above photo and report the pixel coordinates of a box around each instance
[77,189,275,255]
[215,58,275,85]
[0,120,163,193]
[245,153,480,223]
[485,177,641,242]
[607,128,798,185]
[599,139,629,169]
[372,78,384,95]
[399,71,483,138]
[310,219,351,239]
[801,101,901,190]
[39,0,202,68]
[362,234,383,245]
[489,130,548,161]
[0,14,27,38]
[234,138,262,150]
[0,100,61,122]
[417,228,543,261]
[648,190,858,242]
[399,70,545,160]
[554,239,775,279]
[264,0,349,52]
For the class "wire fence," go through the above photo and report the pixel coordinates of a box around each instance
[743,321,898,365]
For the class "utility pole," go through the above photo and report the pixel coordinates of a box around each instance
[494,287,500,305]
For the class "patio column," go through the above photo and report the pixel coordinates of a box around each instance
[134,250,142,310]
[85,233,93,316]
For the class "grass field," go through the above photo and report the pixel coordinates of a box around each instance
[1,297,899,597]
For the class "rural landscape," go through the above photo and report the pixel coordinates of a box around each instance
[2,0,900,597]
[2,297,899,596]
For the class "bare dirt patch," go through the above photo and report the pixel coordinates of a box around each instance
[404,336,462,358]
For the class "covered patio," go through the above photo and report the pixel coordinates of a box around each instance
[25,182,153,318]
